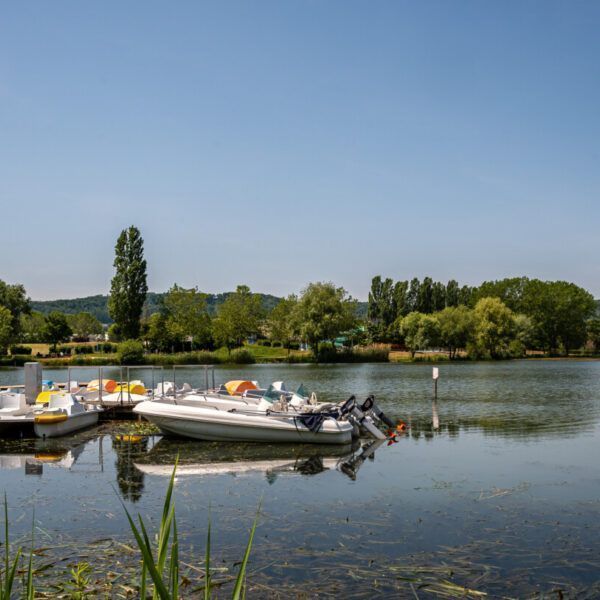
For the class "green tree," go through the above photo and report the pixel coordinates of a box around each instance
[406,278,421,313]
[268,295,299,354]
[471,298,515,359]
[0,307,13,354]
[398,312,440,357]
[107,323,122,342]
[108,226,148,339]
[473,277,529,312]
[118,339,145,365]
[437,305,475,358]
[587,318,600,352]
[294,282,357,357]
[513,313,535,348]
[20,311,47,343]
[68,312,103,341]
[417,277,433,313]
[143,313,175,353]
[367,276,395,342]
[212,285,264,352]
[43,311,72,352]
[392,280,410,319]
[163,284,212,350]
[445,280,460,307]
[431,281,446,312]
[459,285,473,306]
[0,280,30,346]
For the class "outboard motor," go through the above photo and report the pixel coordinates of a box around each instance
[361,395,395,429]
[342,396,386,440]
[339,439,385,480]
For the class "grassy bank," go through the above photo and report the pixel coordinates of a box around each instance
[5,345,600,368]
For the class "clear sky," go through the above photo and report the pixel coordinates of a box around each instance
[1,1,599,300]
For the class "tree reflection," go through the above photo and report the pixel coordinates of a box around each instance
[111,434,148,502]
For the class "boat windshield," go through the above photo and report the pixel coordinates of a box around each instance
[262,384,280,403]
[295,384,309,400]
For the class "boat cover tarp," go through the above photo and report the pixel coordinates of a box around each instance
[224,380,258,396]
[87,379,117,393]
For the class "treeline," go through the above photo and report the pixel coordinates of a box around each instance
[368,275,599,357]
[2,224,600,363]
[32,291,303,323]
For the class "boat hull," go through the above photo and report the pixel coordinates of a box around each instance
[34,411,99,438]
[135,402,353,445]
[0,415,34,436]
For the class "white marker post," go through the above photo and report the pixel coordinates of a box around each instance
[432,367,439,399]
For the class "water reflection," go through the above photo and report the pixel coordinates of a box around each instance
[112,434,149,502]
[0,431,390,500]
[132,437,386,484]
[0,438,87,475]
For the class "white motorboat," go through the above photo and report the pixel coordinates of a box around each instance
[0,391,34,435]
[158,381,320,413]
[134,400,354,444]
[34,393,103,438]
[155,381,390,441]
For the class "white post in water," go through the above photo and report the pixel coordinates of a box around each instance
[432,367,439,399]
[24,362,42,405]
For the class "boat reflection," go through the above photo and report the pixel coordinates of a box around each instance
[0,439,87,475]
[0,431,389,500]
[133,437,386,482]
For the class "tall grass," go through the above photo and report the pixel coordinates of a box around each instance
[0,494,21,599]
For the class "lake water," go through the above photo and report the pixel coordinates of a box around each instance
[1,361,599,597]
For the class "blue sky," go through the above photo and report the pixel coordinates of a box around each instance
[1,1,599,300]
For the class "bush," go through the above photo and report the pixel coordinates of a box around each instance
[257,340,271,347]
[271,341,282,348]
[9,345,32,355]
[315,343,339,363]
[0,355,30,367]
[118,340,145,365]
[286,352,315,364]
[351,345,390,362]
[229,348,256,364]
[101,342,118,354]
[57,345,72,356]
[146,351,222,366]
[288,342,301,350]
[74,345,93,354]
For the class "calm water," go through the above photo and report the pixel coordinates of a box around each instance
[1,361,599,597]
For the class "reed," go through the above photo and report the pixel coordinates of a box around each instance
[0,494,21,600]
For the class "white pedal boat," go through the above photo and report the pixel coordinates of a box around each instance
[134,400,354,445]
[80,380,149,407]
[34,393,103,438]
[0,392,34,434]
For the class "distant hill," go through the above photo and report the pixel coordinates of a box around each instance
[32,293,368,323]
[32,292,281,323]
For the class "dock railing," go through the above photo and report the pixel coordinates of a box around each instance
[65,364,217,406]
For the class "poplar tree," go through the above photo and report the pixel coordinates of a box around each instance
[108,226,148,339]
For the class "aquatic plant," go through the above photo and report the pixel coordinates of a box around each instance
[0,494,21,600]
